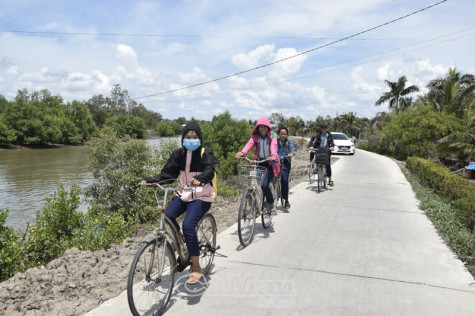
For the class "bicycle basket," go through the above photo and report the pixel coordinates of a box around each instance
[314,147,330,164]
[237,164,267,187]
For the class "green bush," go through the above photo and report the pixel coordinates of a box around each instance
[69,209,129,251]
[201,111,252,179]
[105,114,147,139]
[86,129,179,223]
[406,156,475,230]
[22,185,83,265]
[382,107,463,160]
[0,209,23,281]
[155,120,182,137]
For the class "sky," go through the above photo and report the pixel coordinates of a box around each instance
[0,0,474,121]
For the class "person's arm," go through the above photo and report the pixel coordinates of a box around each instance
[144,149,181,184]
[312,135,320,149]
[307,136,315,148]
[193,148,215,185]
[236,137,254,157]
[327,133,335,148]
[288,139,295,157]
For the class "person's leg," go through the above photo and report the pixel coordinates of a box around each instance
[182,200,211,257]
[281,161,290,200]
[165,197,187,232]
[281,161,291,208]
[326,155,333,185]
[310,151,315,162]
[182,199,211,284]
[261,163,274,204]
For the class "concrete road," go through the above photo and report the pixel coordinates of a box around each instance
[86,149,475,316]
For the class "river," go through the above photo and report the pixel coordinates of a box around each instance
[0,138,176,230]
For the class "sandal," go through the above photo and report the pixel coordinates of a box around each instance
[329,180,334,186]
[270,205,277,216]
[187,267,203,285]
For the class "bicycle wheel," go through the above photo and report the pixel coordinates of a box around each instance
[308,161,316,184]
[127,238,176,316]
[238,190,256,247]
[196,213,217,276]
[262,184,273,229]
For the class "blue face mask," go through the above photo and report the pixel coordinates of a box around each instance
[183,139,201,151]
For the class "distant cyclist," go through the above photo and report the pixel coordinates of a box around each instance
[277,126,295,209]
[235,117,281,215]
[141,121,216,284]
[309,123,335,186]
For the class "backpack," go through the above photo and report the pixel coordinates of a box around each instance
[201,147,218,202]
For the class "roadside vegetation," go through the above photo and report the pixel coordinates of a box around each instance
[1,67,474,281]
[403,159,475,275]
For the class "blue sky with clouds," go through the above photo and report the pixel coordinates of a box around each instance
[0,0,473,120]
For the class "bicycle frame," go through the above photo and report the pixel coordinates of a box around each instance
[236,156,275,212]
[147,183,195,269]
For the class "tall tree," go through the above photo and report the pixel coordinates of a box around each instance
[437,109,475,163]
[423,67,475,118]
[375,75,420,114]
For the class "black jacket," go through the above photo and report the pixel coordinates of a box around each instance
[307,135,317,148]
[312,132,335,149]
[145,147,215,185]
[145,121,215,185]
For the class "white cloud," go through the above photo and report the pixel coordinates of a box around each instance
[1,0,474,120]
[232,44,275,69]
[115,44,139,69]
[377,63,391,81]
[270,48,307,76]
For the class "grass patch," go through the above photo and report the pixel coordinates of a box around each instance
[403,169,475,277]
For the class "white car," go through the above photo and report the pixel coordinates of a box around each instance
[331,132,355,155]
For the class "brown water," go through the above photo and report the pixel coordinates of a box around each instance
[0,138,175,230]
[0,146,91,230]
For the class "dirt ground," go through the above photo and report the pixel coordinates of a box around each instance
[0,139,335,316]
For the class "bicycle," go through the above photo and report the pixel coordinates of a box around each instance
[308,148,329,193]
[127,183,218,316]
[235,157,275,247]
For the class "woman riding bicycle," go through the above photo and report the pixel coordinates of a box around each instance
[309,123,335,186]
[141,121,215,284]
[277,126,295,209]
[235,117,280,215]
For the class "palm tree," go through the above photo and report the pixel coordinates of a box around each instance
[437,109,475,163]
[334,112,359,137]
[375,76,420,114]
[423,67,475,118]
[370,112,390,131]
[427,67,475,95]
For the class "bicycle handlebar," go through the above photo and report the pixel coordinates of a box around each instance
[235,156,277,163]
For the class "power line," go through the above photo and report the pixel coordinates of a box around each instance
[0,28,454,42]
[132,0,448,100]
[139,26,473,105]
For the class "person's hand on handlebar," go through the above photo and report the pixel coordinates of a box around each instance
[140,180,148,187]
[307,146,314,151]
[235,152,244,158]
[190,178,201,186]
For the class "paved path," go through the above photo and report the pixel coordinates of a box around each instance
[86,150,475,316]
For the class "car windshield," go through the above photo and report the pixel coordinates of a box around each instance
[332,133,349,140]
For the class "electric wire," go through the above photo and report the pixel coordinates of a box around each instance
[132,0,448,100]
